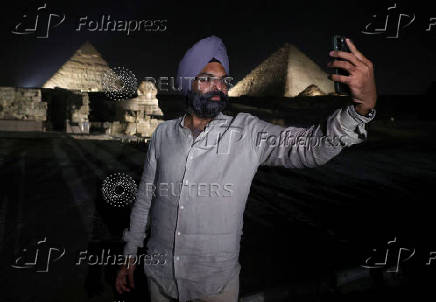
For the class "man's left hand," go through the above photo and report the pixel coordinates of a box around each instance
[328,38,377,116]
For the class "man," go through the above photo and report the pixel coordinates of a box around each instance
[115,35,377,301]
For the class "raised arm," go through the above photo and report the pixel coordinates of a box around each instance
[249,37,377,168]
[248,104,376,168]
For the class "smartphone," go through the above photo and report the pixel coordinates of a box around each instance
[332,35,351,95]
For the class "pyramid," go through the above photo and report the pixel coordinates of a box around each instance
[229,43,334,97]
[43,42,111,92]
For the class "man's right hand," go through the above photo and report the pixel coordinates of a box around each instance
[115,257,136,294]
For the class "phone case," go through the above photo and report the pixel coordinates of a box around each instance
[333,35,351,95]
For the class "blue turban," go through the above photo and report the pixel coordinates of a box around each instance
[176,35,229,96]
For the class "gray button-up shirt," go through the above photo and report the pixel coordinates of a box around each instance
[123,104,376,301]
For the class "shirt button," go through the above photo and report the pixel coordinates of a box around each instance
[184,179,189,185]
[189,155,194,159]
[177,231,181,236]
[175,256,180,261]
[180,205,184,210]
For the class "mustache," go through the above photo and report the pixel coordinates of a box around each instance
[201,90,229,102]
[185,89,228,118]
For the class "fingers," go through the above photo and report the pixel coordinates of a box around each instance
[329,50,360,67]
[328,73,350,84]
[115,270,131,294]
[327,60,356,74]
[128,270,135,289]
[120,273,130,292]
[330,38,374,70]
[345,38,373,68]
[115,272,122,293]
[115,274,124,294]
[116,279,121,294]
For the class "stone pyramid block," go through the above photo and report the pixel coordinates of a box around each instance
[229,43,334,97]
[43,41,111,92]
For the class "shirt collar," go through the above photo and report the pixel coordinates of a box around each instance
[178,112,226,130]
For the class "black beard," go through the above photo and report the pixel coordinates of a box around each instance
[185,89,228,118]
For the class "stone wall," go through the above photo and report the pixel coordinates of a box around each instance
[0,87,47,121]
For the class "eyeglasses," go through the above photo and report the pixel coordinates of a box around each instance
[194,73,233,90]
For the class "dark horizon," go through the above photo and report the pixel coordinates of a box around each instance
[0,0,435,95]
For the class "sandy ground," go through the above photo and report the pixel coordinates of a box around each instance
[1,101,436,301]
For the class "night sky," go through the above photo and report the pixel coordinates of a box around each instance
[0,0,435,95]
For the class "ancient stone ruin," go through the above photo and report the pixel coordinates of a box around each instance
[40,87,90,134]
[0,39,165,139]
[107,81,164,137]
[0,87,47,131]
[1,41,334,137]
[68,91,90,134]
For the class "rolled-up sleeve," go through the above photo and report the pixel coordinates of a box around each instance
[249,104,376,168]
[122,126,159,257]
